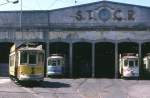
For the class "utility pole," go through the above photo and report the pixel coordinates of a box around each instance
[75,0,77,5]
[20,0,23,39]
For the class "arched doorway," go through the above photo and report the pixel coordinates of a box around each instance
[0,42,14,77]
[118,42,139,77]
[73,42,92,77]
[95,42,115,78]
[49,42,69,76]
[141,42,150,79]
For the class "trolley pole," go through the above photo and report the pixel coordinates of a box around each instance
[20,0,23,39]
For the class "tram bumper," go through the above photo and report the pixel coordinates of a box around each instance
[123,71,139,77]
[19,74,44,81]
[47,66,63,75]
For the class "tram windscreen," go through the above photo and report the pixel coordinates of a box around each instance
[129,61,134,67]
[20,51,42,65]
[20,51,27,64]
[51,60,57,66]
[29,54,36,64]
[148,59,150,69]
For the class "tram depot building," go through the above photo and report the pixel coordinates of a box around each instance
[0,1,150,78]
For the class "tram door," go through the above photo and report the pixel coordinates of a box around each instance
[95,43,115,78]
[73,42,92,77]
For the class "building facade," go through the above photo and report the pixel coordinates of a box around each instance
[0,1,150,78]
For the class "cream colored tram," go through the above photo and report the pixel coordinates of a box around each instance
[9,44,45,81]
[143,53,150,78]
[119,53,139,78]
[47,54,65,76]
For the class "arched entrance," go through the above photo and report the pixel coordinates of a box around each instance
[118,42,139,77]
[141,42,150,79]
[0,42,14,77]
[118,42,139,53]
[95,42,115,78]
[49,42,69,76]
[73,42,92,77]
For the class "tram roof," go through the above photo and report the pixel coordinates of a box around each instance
[47,55,63,59]
[18,45,43,51]
[122,56,138,59]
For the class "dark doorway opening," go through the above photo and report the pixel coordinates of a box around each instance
[141,42,150,79]
[95,42,115,78]
[73,42,92,77]
[0,42,14,77]
[49,42,69,77]
[118,42,139,77]
[118,42,138,53]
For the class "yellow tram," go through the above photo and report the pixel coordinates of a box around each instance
[9,44,45,82]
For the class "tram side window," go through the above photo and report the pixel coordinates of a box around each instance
[143,59,147,69]
[29,54,37,64]
[135,60,138,67]
[148,59,150,69]
[48,59,51,66]
[57,60,60,66]
[20,51,27,64]
[129,61,134,67]
[10,55,15,66]
[124,60,128,66]
[38,52,44,65]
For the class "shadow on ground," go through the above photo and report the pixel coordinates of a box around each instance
[18,81,71,88]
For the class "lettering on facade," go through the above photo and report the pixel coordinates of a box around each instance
[75,10,84,21]
[128,10,135,20]
[113,10,122,21]
[86,10,96,20]
[73,8,135,22]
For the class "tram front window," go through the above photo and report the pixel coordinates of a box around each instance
[29,54,37,64]
[129,61,134,67]
[148,59,150,69]
[20,51,27,64]
[51,60,57,66]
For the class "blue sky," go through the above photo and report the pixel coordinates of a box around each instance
[0,0,149,11]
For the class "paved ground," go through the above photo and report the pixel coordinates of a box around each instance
[0,77,150,98]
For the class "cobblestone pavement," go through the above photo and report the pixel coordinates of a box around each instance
[0,77,150,98]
